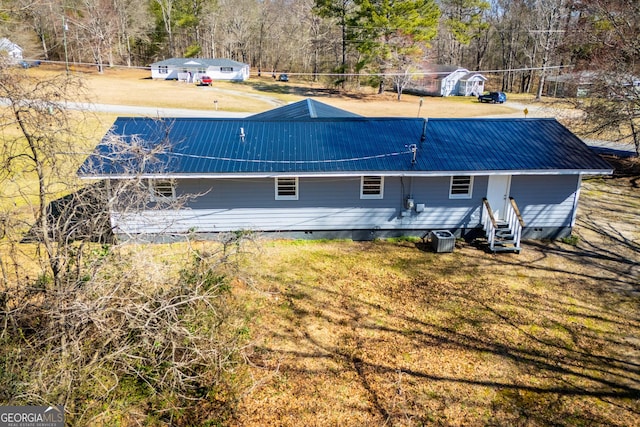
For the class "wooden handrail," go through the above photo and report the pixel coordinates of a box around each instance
[509,197,526,227]
[482,198,498,228]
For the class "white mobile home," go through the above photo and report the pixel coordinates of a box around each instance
[150,58,250,82]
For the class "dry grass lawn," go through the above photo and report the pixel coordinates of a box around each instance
[231,171,639,426]
[7,65,639,425]
[25,64,516,118]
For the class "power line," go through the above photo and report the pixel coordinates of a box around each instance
[267,65,572,77]
[33,59,573,77]
[169,149,414,165]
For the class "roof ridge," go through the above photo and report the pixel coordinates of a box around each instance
[306,99,318,118]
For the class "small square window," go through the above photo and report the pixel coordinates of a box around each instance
[360,176,384,199]
[275,177,298,200]
[158,66,168,74]
[449,176,473,199]
[149,179,176,201]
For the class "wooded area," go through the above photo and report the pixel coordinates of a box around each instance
[0,1,637,92]
[4,0,637,152]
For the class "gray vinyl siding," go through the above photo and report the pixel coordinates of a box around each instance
[111,175,580,236]
[509,175,579,227]
[408,176,486,229]
[112,176,487,235]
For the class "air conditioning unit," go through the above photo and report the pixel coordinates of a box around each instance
[430,230,455,253]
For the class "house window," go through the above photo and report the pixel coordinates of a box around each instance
[449,176,473,199]
[158,66,168,74]
[149,179,176,201]
[220,67,233,73]
[275,177,298,200]
[360,176,384,199]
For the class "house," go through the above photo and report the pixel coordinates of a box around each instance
[458,72,488,96]
[408,65,487,97]
[544,71,596,98]
[545,71,640,98]
[78,99,612,250]
[150,58,250,82]
[0,38,23,61]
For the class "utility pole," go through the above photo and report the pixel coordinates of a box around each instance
[62,15,69,74]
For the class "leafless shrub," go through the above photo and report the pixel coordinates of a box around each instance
[3,239,251,425]
[0,57,254,425]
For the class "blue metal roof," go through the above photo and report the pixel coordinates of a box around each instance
[250,99,362,120]
[78,106,612,178]
[79,117,425,176]
[423,118,612,172]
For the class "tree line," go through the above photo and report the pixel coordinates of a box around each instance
[2,0,639,151]
[0,2,630,86]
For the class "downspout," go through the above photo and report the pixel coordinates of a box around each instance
[569,175,582,228]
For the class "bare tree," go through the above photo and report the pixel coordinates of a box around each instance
[562,0,640,155]
[530,0,567,100]
[112,0,155,66]
[154,0,177,57]
[437,0,490,66]
[216,0,257,63]
[73,0,120,71]
[12,0,59,60]
[0,59,253,423]
[0,56,89,288]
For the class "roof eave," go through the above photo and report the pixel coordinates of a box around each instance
[78,168,614,180]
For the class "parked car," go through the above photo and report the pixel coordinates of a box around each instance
[196,75,212,86]
[478,91,507,103]
[19,60,41,69]
[278,73,289,82]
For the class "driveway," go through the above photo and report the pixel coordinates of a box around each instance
[65,101,250,118]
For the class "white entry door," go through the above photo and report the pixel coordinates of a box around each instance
[486,175,511,220]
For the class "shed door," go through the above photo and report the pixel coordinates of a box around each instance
[486,175,511,220]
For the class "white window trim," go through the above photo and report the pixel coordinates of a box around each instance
[449,175,473,199]
[275,177,298,200]
[360,176,384,199]
[149,179,176,202]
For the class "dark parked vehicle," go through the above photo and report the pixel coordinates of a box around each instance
[19,60,41,68]
[278,73,289,82]
[478,91,507,103]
